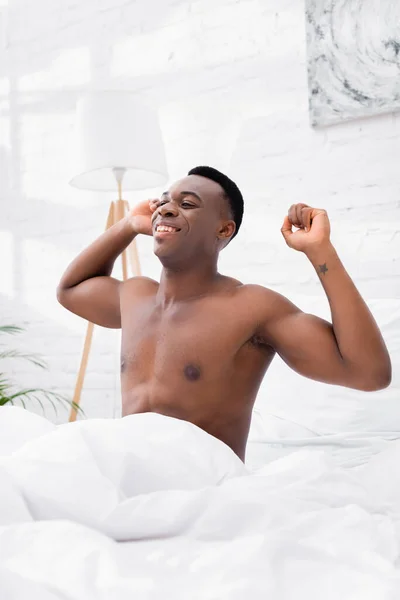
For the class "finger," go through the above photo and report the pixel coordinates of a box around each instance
[308,208,328,229]
[296,203,309,228]
[149,198,160,212]
[295,205,303,227]
[301,206,312,231]
[288,205,300,228]
[311,207,327,218]
[280,215,293,244]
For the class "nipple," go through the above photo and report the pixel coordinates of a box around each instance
[184,364,201,381]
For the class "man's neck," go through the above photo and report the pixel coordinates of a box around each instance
[156,260,220,307]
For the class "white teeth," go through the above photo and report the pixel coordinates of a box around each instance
[157,225,177,232]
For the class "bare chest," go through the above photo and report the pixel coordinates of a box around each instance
[120,300,254,382]
[119,294,274,459]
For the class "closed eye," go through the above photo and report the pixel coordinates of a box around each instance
[159,197,198,208]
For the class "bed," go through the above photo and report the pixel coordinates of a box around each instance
[1,403,400,600]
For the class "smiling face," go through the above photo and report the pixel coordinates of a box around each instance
[152,175,236,265]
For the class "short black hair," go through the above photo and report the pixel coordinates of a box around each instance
[187,166,244,240]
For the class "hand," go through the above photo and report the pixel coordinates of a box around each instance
[127,199,159,236]
[281,203,331,253]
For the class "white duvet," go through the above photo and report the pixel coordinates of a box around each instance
[1,406,400,600]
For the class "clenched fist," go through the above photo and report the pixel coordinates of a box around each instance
[281,203,331,253]
[127,199,159,236]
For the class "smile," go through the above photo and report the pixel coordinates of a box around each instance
[155,225,181,233]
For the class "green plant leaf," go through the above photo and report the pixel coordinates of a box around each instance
[0,325,25,335]
[0,323,86,419]
[0,350,48,369]
[6,387,85,418]
[44,390,86,417]
[0,374,11,389]
[0,375,12,403]
[7,387,46,401]
[29,393,46,415]
[10,395,26,409]
[39,390,59,416]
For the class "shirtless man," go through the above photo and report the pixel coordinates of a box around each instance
[56,166,391,463]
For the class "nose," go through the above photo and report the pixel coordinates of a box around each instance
[159,201,179,218]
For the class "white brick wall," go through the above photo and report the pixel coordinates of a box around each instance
[0,0,398,429]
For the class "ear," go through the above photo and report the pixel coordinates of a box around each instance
[217,219,236,242]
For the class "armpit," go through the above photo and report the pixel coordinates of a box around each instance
[248,334,274,352]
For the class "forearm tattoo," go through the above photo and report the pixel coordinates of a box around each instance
[318,263,328,276]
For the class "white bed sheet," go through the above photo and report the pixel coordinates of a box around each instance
[0,406,400,600]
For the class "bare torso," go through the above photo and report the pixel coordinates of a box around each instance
[119,276,275,462]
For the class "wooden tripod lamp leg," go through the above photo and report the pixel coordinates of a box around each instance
[114,199,129,281]
[123,200,142,277]
[69,321,94,422]
[68,196,143,422]
[68,202,116,422]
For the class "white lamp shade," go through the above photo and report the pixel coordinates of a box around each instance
[69,92,169,191]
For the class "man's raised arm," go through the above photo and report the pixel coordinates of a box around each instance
[56,199,158,328]
[255,204,391,392]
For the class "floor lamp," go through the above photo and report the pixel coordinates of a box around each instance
[68,92,168,422]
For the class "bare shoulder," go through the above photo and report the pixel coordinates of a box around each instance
[220,279,280,307]
[219,275,244,292]
[237,284,300,320]
[120,276,159,300]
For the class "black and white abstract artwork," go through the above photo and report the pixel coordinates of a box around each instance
[306,0,400,127]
